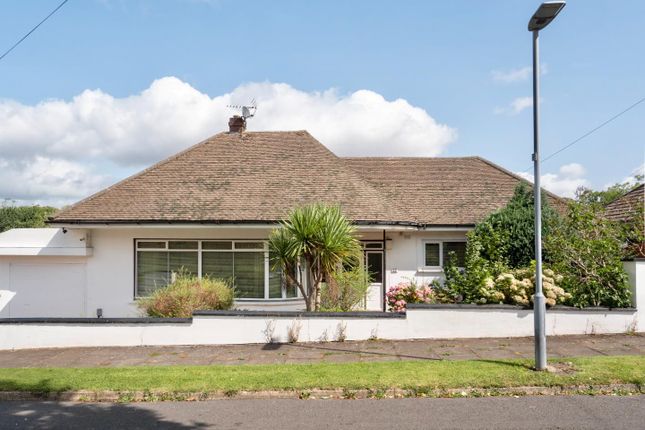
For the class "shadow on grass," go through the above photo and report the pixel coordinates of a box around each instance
[0,378,67,395]
[282,342,442,361]
[475,359,534,370]
[0,400,208,430]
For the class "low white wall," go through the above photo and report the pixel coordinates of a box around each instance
[407,306,638,339]
[0,307,639,350]
[0,314,408,350]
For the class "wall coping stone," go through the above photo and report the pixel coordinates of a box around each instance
[407,303,636,312]
[193,310,405,318]
[0,317,192,324]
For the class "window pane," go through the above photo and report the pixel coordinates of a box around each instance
[202,252,234,281]
[269,270,282,298]
[444,242,467,267]
[137,241,166,249]
[168,241,198,250]
[169,252,198,278]
[202,241,232,250]
[425,243,440,266]
[364,242,383,249]
[285,279,298,298]
[137,251,168,296]
[366,252,383,283]
[268,252,282,298]
[234,252,265,298]
[235,241,264,250]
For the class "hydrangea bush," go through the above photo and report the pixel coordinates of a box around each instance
[475,267,571,307]
[386,280,434,311]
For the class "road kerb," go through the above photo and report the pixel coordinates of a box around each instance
[0,384,642,402]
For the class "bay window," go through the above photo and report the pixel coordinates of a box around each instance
[135,240,300,300]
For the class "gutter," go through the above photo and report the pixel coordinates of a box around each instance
[47,219,476,231]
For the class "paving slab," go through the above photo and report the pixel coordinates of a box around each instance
[0,333,642,368]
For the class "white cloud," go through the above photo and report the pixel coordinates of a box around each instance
[624,163,644,185]
[0,77,457,205]
[491,67,532,83]
[491,64,547,83]
[0,157,109,207]
[603,163,645,189]
[516,163,589,198]
[494,96,534,115]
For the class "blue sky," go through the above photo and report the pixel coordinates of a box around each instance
[0,0,643,206]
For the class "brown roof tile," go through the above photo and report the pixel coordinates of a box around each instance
[51,131,566,226]
[344,156,566,225]
[51,131,401,224]
[604,184,644,222]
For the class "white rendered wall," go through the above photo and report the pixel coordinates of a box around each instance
[385,230,468,288]
[41,227,468,317]
[84,227,281,318]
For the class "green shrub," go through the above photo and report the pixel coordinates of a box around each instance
[138,273,234,317]
[320,266,371,312]
[435,235,500,304]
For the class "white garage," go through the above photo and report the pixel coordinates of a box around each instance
[0,228,91,318]
[4,262,86,317]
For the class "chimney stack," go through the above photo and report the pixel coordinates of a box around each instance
[228,115,246,133]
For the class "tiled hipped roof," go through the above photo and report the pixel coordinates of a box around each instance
[51,131,566,226]
[52,131,400,224]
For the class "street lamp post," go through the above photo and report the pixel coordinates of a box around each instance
[528,1,565,371]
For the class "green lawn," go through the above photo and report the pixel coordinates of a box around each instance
[0,356,642,394]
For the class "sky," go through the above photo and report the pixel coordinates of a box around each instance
[0,0,643,207]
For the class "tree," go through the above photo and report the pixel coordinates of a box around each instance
[0,203,57,233]
[575,174,643,209]
[471,183,559,269]
[545,200,632,308]
[268,204,362,311]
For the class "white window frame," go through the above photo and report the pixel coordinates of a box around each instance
[419,240,467,272]
[135,239,302,301]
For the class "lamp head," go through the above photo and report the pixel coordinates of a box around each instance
[528,1,566,31]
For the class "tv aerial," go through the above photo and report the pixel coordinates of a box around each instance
[227,99,257,120]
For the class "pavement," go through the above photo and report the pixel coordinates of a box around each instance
[1,395,644,430]
[0,333,643,368]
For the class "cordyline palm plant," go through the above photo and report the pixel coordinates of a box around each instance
[269,204,362,311]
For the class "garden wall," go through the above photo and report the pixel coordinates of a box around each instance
[0,260,642,350]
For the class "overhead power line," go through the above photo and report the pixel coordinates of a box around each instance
[524,95,645,172]
[0,0,69,63]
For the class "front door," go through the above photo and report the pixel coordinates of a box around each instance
[364,251,383,310]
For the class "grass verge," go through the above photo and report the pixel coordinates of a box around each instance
[0,356,642,395]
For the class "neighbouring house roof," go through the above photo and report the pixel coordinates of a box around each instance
[50,130,566,227]
[604,184,644,222]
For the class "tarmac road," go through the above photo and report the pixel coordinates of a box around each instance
[1,395,643,429]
